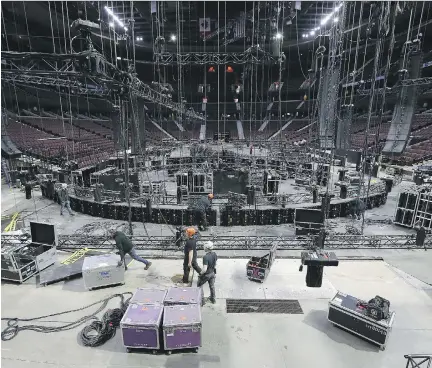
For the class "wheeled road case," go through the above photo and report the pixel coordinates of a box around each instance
[121,304,163,353]
[164,287,202,305]
[246,243,277,282]
[130,288,167,305]
[82,254,125,290]
[163,304,202,354]
[1,222,58,283]
[328,291,395,350]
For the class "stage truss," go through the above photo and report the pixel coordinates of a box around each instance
[1,50,204,121]
[1,233,429,251]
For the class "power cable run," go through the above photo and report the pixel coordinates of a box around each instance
[1,292,132,347]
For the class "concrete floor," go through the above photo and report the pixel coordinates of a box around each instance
[2,179,432,368]
[1,256,432,368]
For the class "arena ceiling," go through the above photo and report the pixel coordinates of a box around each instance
[1,1,432,115]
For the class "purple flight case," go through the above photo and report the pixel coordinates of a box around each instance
[164,287,202,305]
[130,288,167,305]
[163,304,202,351]
[120,304,163,350]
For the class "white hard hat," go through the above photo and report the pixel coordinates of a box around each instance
[204,241,213,251]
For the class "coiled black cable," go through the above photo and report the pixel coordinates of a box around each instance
[1,292,132,346]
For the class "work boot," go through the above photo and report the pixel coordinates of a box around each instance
[209,298,216,304]
[144,262,152,270]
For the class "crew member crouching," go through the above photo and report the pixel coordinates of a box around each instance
[192,193,213,231]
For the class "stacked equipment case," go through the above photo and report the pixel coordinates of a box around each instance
[121,288,167,353]
[164,287,202,305]
[129,288,168,305]
[163,304,202,354]
[163,287,203,354]
[121,304,164,353]
[120,287,203,354]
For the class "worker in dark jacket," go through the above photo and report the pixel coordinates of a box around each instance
[197,241,217,304]
[111,230,152,270]
[414,223,427,248]
[183,227,202,284]
[352,198,366,220]
[193,194,213,231]
[59,183,74,216]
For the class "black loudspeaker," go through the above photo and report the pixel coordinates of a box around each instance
[146,199,152,220]
[306,265,324,287]
[340,185,347,199]
[25,184,32,199]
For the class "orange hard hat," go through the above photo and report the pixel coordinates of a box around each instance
[186,227,196,237]
[208,193,214,199]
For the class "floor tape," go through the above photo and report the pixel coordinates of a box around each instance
[61,248,90,265]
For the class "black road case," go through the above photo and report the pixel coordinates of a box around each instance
[1,222,57,283]
[328,291,395,350]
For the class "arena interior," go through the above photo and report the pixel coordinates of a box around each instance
[1,1,432,368]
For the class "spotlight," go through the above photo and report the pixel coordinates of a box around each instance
[109,22,114,28]
[321,16,331,26]
[116,56,121,60]
[310,30,315,36]
[333,17,339,23]
[170,34,176,41]
[275,33,283,39]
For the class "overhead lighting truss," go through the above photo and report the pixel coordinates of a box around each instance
[154,47,284,66]
[1,51,204,121]
[203,3,266,42]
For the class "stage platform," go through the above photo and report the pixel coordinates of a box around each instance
[1,253,432,368]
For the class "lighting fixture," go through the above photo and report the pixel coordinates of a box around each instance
[116,57,121,60]
[333,17,339,23]
[170,34,176,41]
[105,6,127,31]
[109,22,114,28]
[321,16,331,26]
[310,30,315,36]
[275,33,283,40]
[136,36,143,41]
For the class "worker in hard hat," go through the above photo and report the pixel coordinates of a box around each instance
[192,193,214,231]
[58,183,74,216]
[197,241,217,304]
[182,227,202,284]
